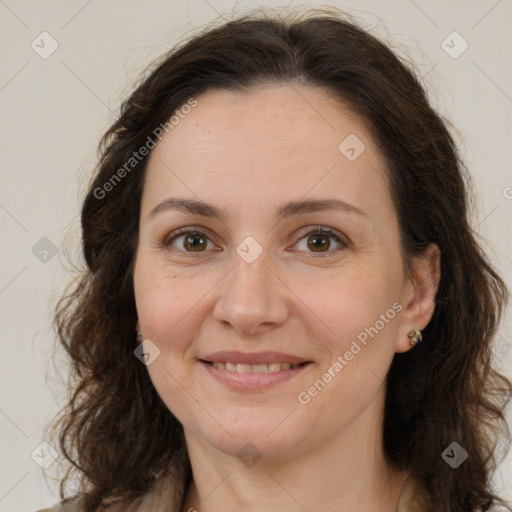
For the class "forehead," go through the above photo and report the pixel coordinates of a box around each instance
[152,84,371,158]
[142,85,392,223]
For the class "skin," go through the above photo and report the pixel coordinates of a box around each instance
[133,84,441,511]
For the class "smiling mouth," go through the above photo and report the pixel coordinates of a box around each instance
[201,360,310,374]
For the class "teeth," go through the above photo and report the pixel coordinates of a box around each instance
[210,361,303,373]
[251,364,268,374]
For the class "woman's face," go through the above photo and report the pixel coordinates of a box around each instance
[133,85,429,460]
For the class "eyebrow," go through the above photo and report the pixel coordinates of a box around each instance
[147,197,368,222]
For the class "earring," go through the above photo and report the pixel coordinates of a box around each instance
[136,331,143,342]
[408,329,422,347]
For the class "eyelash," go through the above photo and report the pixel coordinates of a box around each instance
[160,225,349,258]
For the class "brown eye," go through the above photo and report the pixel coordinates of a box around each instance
[163,229,214,253]
[162,225,348,258]
[307,233,331,252]
[182,233,207,251]
[291,226,349,258]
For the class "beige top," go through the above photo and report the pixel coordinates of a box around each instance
[37,459,430,512]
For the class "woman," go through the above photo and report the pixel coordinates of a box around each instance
[38,7,511,512]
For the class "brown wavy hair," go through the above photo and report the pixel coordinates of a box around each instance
[48,7,512,511]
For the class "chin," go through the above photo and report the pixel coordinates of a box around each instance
[205,430,299,462]
[186,408,311,462]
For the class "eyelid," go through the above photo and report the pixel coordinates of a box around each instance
[294,225,350,247]
[159,226,220,253]
[289,225,350,257]
[159,226,215,247]
[159,224,350,256]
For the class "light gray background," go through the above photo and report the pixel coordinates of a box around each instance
[1,1,511,510]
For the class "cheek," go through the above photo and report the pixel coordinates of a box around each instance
[134,256,204,341]
[133,256,220,401]
[133,260,205,421]
[305,260,401,352]
[298,273,401,422]
[306,274,400,401]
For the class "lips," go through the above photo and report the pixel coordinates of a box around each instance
[200,350,310,365]
[198,351,313,391]
[209,361,305,373]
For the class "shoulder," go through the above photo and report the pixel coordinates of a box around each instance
[34,496,142,512]
[36,450,188,512]
[34,470,183,512]
[397,474,431,512]
[35,500,83,512]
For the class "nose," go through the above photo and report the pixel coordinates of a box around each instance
[212,248,289,336]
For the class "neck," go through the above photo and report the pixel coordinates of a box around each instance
[180,391,408,511]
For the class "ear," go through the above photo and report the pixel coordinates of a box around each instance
[395,243,441,353]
